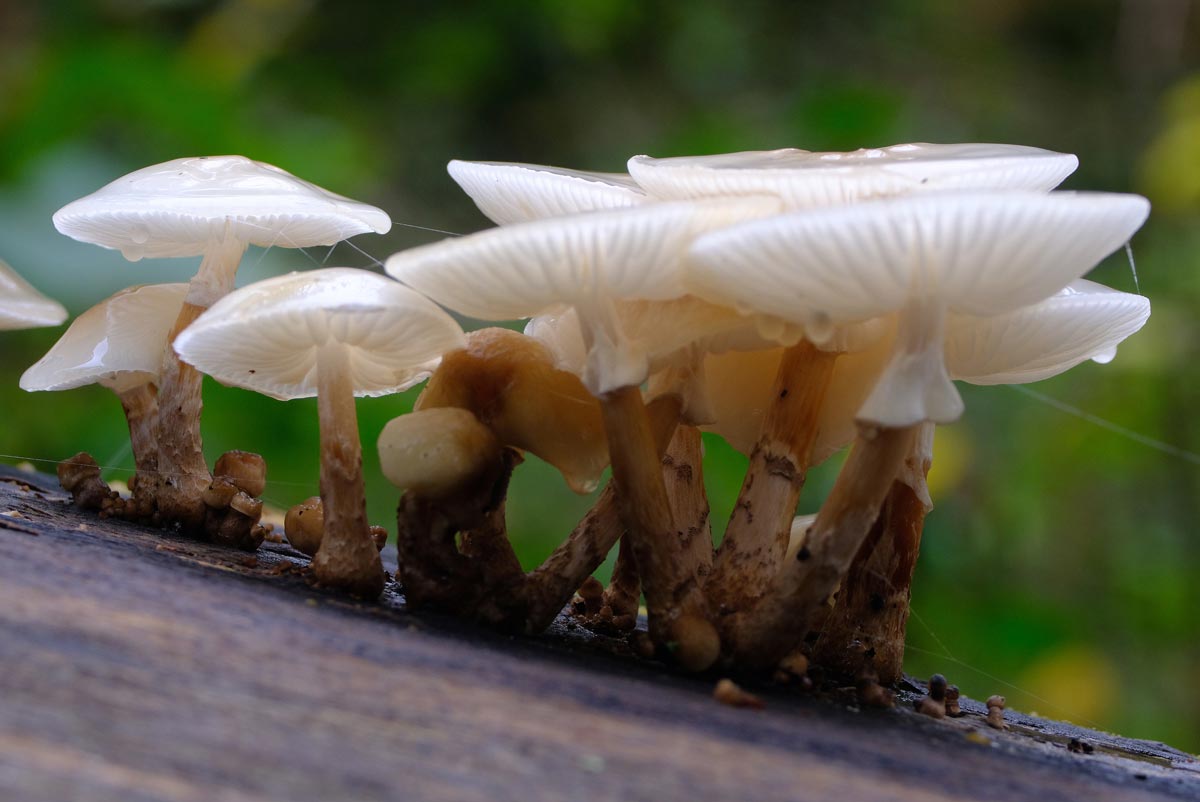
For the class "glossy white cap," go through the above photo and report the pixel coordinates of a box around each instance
[174,268,465,400]
[21,283,187,393]
[53,156,392,261]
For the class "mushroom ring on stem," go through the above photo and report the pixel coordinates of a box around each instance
[53,156,391,529]
[174,267,465,598]
[386,198,780,669]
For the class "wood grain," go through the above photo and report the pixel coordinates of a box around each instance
[0,465,1197,802]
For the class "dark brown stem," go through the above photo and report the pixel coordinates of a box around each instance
[810,425,933,683]
[310,342,383,598]
[706,342,838,618]
[728,423,918,672]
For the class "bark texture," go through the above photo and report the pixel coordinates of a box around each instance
[1,464,1196,802]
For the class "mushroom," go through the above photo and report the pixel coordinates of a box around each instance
[813,279,1151,683]
[384,325,683,633]
[53,156,391,529]
[20,283,188,516]
[416,327,610,494]
[526,296,780,619]
[386,198,779,668]
[690,190,1149,670]
[0,259,67,330]
[448,160,646,224]
[173,267,465,598]
[380,406,522,616]
[655,145,1080,622]
[627,143,1078,207]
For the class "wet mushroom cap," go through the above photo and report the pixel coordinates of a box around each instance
[628,143,1079,208]
[946,279,1151,384]
[20,283,188,393]
[385,198,779,394]
[0,259,67,330]
[52,155,391,261]
[688,191,1151,329]
[172,267,466,399]
[448,160,646,225]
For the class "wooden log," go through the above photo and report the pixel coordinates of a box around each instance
[0,464,1197,802]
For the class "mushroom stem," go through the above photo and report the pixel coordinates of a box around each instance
[706,340,838,616]
[663,425,714,585]
[521,393,682,633]
[310,341,384,598]
[810,423,934,683]
[729,422,918,672]
[157,236,247,530]
[599,385,718,671]
[116,382,159,489]
[602,536,641,619]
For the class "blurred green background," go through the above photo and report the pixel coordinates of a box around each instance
[1,0,1198,751]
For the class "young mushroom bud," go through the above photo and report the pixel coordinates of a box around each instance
[914,673,948,719]
[416,328,607,494]
[945,685,962,717]
[378,407,504,509]
[285,497,324,557]
[986,695,1008,730]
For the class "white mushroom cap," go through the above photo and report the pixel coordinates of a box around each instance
[20,283,188,394]
[691,190,1149,328]
[53,156,392,261]
[629,143,1078,208]
[173,267,466,400]
[0,259,67,330]
[386,198,780,394]
[448,160,646,225]
[946,279,1151,385]
[690,190,1150,427]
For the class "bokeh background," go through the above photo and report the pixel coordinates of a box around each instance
[2,0,1198,750]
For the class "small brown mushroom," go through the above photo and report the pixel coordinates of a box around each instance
[713,678,764,710]
[915,674,948,719]
[945,685,963,717]
[986,695,1007,730]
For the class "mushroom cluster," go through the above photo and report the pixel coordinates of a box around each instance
[381,144,1150,677]
[7,144,1151,684]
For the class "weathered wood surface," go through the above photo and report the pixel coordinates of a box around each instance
[1,465,1197,802]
